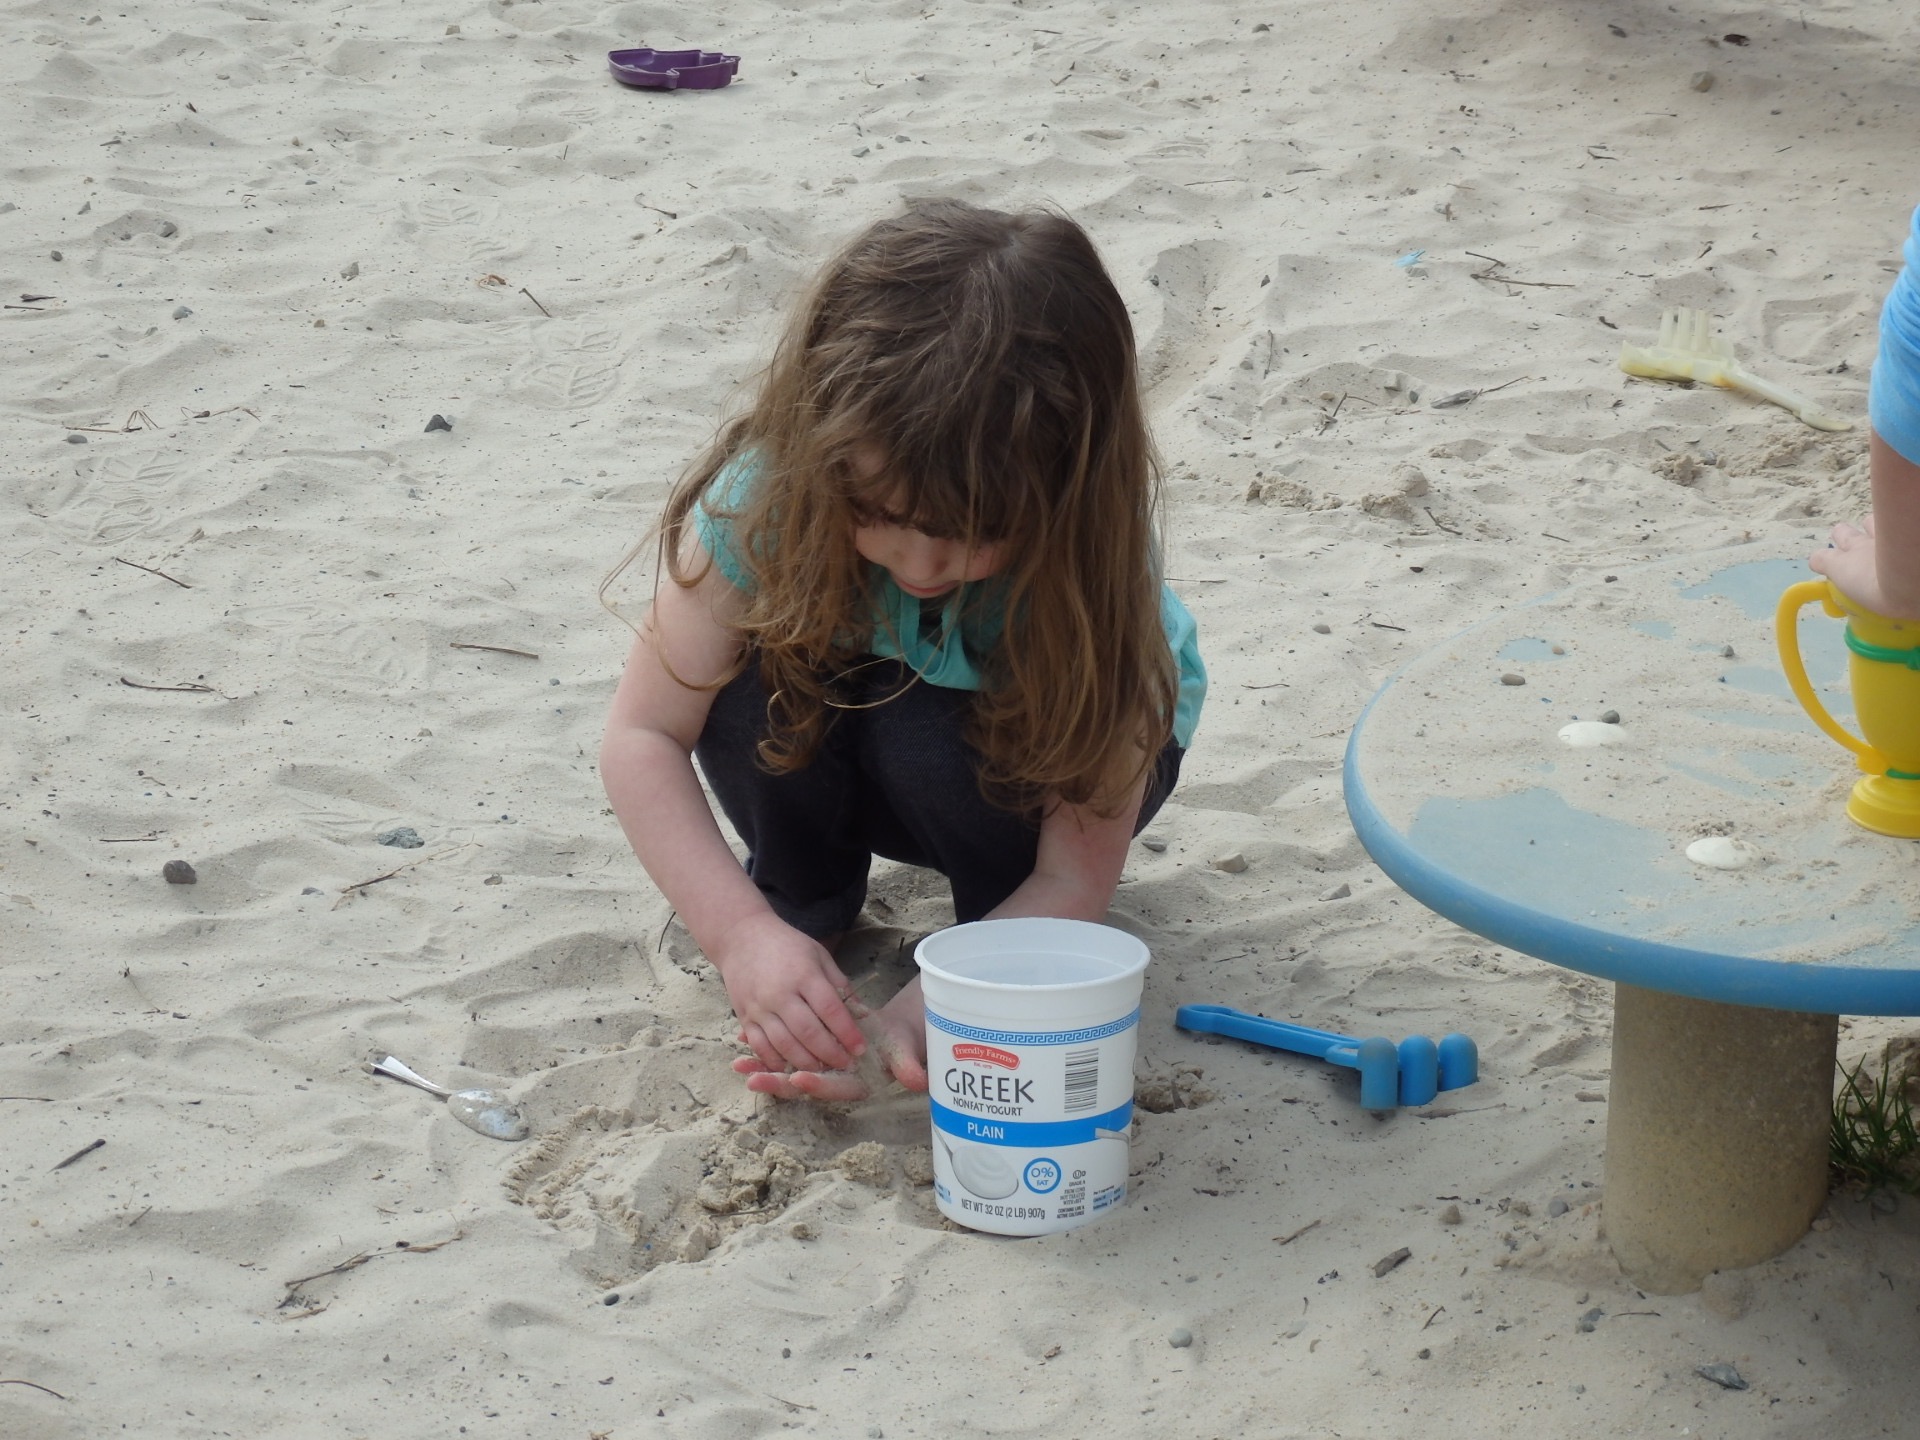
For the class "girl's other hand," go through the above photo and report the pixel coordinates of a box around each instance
[1809,514,1888,613]
[712,912,868,1074]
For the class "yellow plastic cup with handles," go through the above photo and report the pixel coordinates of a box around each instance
[1776,578,1920,838]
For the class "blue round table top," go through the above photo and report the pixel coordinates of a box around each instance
[1344,549,1920,1015]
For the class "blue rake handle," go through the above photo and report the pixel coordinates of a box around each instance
[1175,1003,1478,1110]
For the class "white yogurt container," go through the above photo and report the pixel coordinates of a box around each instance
[916,918,1149,1236]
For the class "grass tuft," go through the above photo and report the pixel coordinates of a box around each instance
[1830,1055,1920,1198]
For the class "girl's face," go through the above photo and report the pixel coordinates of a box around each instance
[847,444,1007,599]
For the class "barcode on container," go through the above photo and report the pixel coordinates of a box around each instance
[1063,1047,1099,1113]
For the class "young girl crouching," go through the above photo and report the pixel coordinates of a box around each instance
[600,199,1206,1100]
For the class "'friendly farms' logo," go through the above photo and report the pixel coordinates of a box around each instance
[951,1043,1020,1070]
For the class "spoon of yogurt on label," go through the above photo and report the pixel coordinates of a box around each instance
[365,1052,530,1141]
[936,1135,1020,1199]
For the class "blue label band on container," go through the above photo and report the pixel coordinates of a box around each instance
[931,1098,1133,1147]
[925,1007,1140,1047]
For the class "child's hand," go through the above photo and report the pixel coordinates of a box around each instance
[1809,514,1892,614]
[733,979,931,1101]
[711,913,868,1075]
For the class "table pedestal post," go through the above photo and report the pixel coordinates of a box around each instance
[1603,983,1837,1294]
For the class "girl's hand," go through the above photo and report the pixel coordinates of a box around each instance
[711,912,868,1075]
[1809,514,1889,613]
[733,977,931,1101]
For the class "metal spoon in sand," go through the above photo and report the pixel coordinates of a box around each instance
[365,1052,530,1141]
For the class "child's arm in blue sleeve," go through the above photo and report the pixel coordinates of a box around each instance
[1810,206,1920,618]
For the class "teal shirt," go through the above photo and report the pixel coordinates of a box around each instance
[692,455,1206,747]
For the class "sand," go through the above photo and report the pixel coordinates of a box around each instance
[6,0,1920,1434]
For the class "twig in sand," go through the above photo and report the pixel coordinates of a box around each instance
[1541,532,1571,543]
[68,409,160,435]
[1050,61,1075,86]
[52,1138,105,1170]
[1431,374,1533,409]
[638,202,678,220]
[120,965,168,1015]
[1,1096,55,1102]
[99,834,161,843]
[119,677,218,694]
[1424,507,1462,536]
[657,909,678,953]
[1474,270,1575,290]
[449,642,540,660]
[1469,257,1574,290]
[1476,374,1533,397]
[335,846,468,905]
[1273,1217,1322,1245]
[1369,621,1408,632]
[114,556,191,589]
[0,1379,68,1400]
[519,286,552,318]
[1315,392,1350,434]
[280,1231,466,1295]
[1422,1305,1447,1330]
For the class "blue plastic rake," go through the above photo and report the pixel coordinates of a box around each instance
[1175,1003,1478,1111]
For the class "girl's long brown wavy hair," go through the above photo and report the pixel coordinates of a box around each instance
[627,198,1177,817]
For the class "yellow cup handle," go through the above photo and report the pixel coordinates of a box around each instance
[1775,578,1885,770]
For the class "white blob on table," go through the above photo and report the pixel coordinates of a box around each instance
[1685,836,1760,870]
[1559,721,1628,748]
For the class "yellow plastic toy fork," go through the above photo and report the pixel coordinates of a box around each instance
[1620,307,1852,433]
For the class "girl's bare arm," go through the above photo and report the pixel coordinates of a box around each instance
[1811,431,1920,618]
[984,771,1151,924]
[599,534,866,1072]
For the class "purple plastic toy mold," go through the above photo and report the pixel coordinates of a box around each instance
[607,48,740,90]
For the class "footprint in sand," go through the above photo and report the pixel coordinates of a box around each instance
[237,603,427,691]
[482,118,578,149]
[1758,293,1872,368]
[400,195,527,270]
[506,323,624,411]
[46,448,193,546]
[93,210,184,255]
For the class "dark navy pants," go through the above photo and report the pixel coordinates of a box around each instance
[694,656,1182,938]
